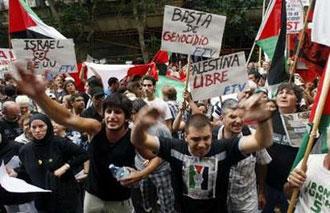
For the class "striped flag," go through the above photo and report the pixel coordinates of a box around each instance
[292,55,330,168]
[9,0,65,39]
[255,0,283,60]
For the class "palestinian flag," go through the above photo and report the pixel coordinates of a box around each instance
[289,0,330,83]
[267,0,288,91]
[9,0,65,39]
[292,56,330,168]
[156,76,185,102]
[255,0,283,60]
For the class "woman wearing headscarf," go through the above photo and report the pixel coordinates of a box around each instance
[16,113,88,213]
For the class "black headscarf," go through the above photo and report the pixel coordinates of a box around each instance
[29,113,54,146]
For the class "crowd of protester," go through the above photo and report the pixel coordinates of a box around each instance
[0,58,328,213]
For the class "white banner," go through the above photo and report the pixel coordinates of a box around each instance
[85,62,133,88]
[11,39,77,76]
[189,52,247,101]
[311,0,330,46]
[161,5,226,58]
[286,0,304,34]
[0,48,16,78]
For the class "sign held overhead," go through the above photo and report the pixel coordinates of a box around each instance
[11,39,77,76]
[189,52,248,101]
[161,5,226,58]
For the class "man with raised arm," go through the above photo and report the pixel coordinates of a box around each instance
[13,62,142,213]
[131,94,276,213]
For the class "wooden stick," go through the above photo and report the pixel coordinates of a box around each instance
[246,42,257,66]
[184,55,191,90]
[258,0,267,67]
[287,55,330,212]
[288,0,315,83]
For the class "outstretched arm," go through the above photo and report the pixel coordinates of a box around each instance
[13,61,101,136]
[131,107,161,153]
[238,94,276,154]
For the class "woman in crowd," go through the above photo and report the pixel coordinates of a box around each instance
[14,113,88,213]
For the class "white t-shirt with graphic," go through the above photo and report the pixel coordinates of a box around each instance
[295,154,330,213]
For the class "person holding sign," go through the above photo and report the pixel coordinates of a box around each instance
[131,93,275,212]
[264,83,304,213]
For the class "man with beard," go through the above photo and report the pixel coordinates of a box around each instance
[13,62,142,213]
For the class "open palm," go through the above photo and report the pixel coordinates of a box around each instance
[13,61,48,98]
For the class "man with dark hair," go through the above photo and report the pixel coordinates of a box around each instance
[248,69,261,85]
[264,82,303,213]
[81,87,104,122]
[70,93,86,116]
[131,93,276,212]
[142,76,173,131]
[107,77,119,96]
[13,63,143,213]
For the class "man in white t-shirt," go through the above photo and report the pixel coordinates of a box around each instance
[285,146,330,213]
[142,76,173,130]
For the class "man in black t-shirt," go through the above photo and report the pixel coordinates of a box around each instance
[13,63,147,213]
[131,95,275,213]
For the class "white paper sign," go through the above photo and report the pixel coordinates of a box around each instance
[0,162,50,193]
[0,48,16,78]
[286,0,304,34]
[161,5,226,58]
[301,0,309,6]
[189,51,247,101]
[280,111,310,147]
[11,39,77,76]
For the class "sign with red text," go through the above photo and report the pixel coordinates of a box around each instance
[189,52,247,101]
[0,48,16,78]
[11,39,77,75]
[286,0,304,34]
[161,5,226,58]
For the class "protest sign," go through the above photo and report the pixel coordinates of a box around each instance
[189,51,247,101]
[286,0,304,34]
[0,48,15,78]
[161,5,226,58]
[0,162,50,193]
[11,39,77,76]
[301,0,309,7]
[281,111,310,147]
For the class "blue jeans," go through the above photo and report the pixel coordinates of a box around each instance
[263,184,288,213]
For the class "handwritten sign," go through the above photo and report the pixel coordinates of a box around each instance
[286,0,304,34]
[11,39,77,75]
[189,51,247,101]
[161,5,226,58]
[0,48,16,78]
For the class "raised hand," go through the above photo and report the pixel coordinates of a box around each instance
[12,61,48,99]
[239,93,276,122]
[136,106,160,128]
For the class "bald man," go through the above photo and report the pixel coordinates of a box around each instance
[0,101,23,141]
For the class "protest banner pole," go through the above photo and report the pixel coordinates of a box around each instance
[288,55,330,213]
[184,55,191,90]
[246,42,257,66]
[258,0,267,67]
[288,0,315,83]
